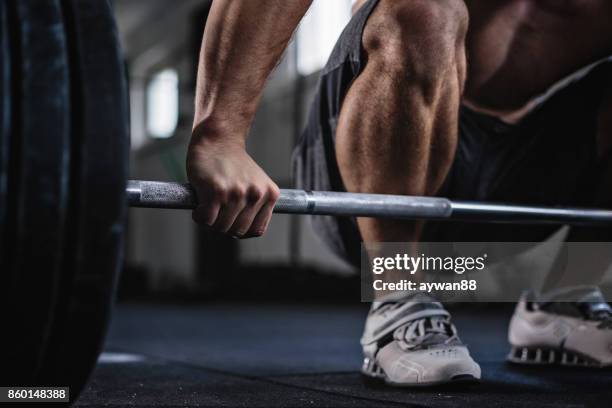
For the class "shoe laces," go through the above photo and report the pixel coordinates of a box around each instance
[373,302,404,316]
[581,303,612,329]
[536,287,612,329]
[394,315,460,351]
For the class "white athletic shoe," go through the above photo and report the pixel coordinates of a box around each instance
[508,286,612,367]
[361,293,481,387]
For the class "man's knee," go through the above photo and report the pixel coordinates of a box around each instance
[363,0,468,77]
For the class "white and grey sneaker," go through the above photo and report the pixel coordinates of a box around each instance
[361,293,481,387]
[508,286,612,367]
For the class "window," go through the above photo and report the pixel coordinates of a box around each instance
[146,68,179,139]
[296,0,353,76]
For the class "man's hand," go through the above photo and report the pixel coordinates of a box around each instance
[187,128,280,238]
[187,0,312,237]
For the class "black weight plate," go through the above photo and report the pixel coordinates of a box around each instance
[0,0,11,268]
[0,0,71,388]
[39,0,129,402]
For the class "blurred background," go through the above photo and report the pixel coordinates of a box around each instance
[115,0,362,302]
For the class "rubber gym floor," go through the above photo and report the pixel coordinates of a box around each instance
[76,303,612,408]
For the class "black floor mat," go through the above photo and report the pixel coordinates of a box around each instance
[76,303,612,407]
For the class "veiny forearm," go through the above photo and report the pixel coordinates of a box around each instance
[193,0,312,141]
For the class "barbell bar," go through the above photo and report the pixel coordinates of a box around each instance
[127,180,612,227]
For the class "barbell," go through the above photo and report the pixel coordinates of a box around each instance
[128,181,612,225]
[2,0,612,404]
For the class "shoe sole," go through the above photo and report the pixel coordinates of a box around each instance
[507,346,608,368]
[362,357,480,387]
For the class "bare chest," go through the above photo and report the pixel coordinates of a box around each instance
[463,0,612,109]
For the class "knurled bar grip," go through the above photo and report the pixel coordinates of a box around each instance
[126,180,612,226]
[126,181,451,218]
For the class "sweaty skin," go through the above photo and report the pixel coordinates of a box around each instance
[189,0,612,241]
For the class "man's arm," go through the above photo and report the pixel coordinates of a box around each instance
[189,0,312,238]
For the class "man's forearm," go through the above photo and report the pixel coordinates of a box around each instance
[193,0,312,141]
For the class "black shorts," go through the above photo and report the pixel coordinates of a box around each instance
[292,0,612,267]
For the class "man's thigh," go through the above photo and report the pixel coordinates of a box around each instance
[424,61,612,242]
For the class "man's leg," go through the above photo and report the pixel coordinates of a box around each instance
[334,0,481,386]
[542,80,612,292]
[507,68,612,368]
[336,0,468,243]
